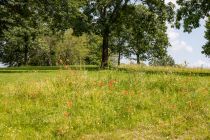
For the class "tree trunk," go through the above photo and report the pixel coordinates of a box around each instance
[118,51,121,66]
[48,46,52,66]
[137,54,140,64]
[24,33,29,65]
[101,27,109,68]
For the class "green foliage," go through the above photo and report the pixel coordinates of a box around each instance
[56,29,89,65]
[79,0,174,67]
[176,0,210,32]
[0,26,38,66]
[149,55,175,66]
[34,34,60,66]
[109,25,129,65]
[124,5,170,64]
[0,0,177,67]
[0,0,76,35]
[84,34,102,65]
[202,16,210,58]
[175,0,209,57]
[0,0,81,66]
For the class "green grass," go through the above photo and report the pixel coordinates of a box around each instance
[0,65,99,73]
[0,66,209,139]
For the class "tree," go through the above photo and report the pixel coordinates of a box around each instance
[81,0,132,68]
[0,0,78,66]
[56,29,89,65]
[176,0,210,32]
[149,54,175,66]
[84,34,102,65]
[81,0,173,68]
[0,0,174,67]
[0,0,74,35]
[125,5,170,64]
[36,33,60,66]
[202,16,210,58]
[110,25,129,65]
[0,25,39,66]
[0,0,40,65]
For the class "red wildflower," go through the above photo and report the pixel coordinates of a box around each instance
[123,90,129,95]
[98,81,104,87]
[67,101,73,108]
[64,111,69,117]
[108,80,117,89]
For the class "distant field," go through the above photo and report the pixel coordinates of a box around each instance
[0,66,209,139]
[0,65,99,73]
[1,65,210,75]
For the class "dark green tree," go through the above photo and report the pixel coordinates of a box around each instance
[176,0,210,32]
[202,16,210,58]
[0,0,78,66]
[84,34,102,65]
[81,0,132,68]
[81,0,173,68]
[126,5,170,64]
[110,25,129,65]
[149,54,175,66]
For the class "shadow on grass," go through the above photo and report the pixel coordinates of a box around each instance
[1,66,210,77]
[0,65,100,73]
[116,67,210,77]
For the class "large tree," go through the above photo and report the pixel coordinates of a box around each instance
[109,25,129,65]
[125,5,170,64]
[81,0,173,68]
[0,0,42,65]
[0,0,73,35]
[0,0,78,66]
[81,0,131,68]
[202,16,210,58]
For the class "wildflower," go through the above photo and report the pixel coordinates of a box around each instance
[64,111,69,117]
[108,80,117,89]
[98,81,104,87]
[123,90,129,95]
[67,101,73,108]
[108,81,113,88]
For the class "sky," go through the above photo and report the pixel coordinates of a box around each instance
[167,21,210,68]
[165,0,210,68]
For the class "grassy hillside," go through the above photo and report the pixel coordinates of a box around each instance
[0,66,209,139]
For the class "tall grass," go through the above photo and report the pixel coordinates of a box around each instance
[0,68,209,139]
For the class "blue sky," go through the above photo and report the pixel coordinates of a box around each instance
[166,0,209,68]
[167,20,210,68]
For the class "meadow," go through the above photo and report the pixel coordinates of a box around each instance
[0,66,209,139]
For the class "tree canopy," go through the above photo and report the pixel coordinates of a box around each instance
[202,16,210,58]
[0,0,209,67]
[176,0,210,32]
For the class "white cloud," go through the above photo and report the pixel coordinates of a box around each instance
[168,28,179,40]
[165,0,176,4]
[165,0,178,8]
[167,27,193,53]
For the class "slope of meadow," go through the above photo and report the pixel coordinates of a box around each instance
[0,66,209,139]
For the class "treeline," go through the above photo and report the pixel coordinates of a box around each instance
[0,0,209,68]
